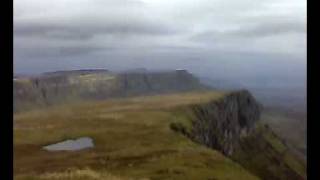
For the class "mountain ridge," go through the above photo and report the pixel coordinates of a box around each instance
[14,69,208,112]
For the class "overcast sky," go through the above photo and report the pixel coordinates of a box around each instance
[14,0,306,86]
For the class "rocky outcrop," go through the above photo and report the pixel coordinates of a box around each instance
[118,69,203,95]
[187,90,262,155]
[170,90,305,180]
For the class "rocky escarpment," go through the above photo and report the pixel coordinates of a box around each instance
[172,90,262,156]
[190,90,261,156]
[171,90,306,180]
[118,70,203,94]
[14,69,207,112]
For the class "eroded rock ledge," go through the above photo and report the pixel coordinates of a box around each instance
[173,90,262,156]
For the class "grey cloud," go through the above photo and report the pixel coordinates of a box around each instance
[14,20,177,41]
[14,13,180,59]
[15,45,107,58]
[228,21,306,38]
[58,46,107,56]
[91,0,144,5]
[14,0,306,89]
[191,20,305,43]
[14,23,93,40]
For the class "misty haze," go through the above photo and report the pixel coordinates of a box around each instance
[14,0,306,180]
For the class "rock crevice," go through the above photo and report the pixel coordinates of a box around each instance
[186,90,262,155]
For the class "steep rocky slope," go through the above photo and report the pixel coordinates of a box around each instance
[14,69,206,112]
[170,90,306,180]
[189,90,262,156]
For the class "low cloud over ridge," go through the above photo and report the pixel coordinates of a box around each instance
[14,0,306,84]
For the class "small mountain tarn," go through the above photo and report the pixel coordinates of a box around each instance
[43,137,94,151]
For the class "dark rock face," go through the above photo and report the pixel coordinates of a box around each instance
[188,90,262,155]
[174,91,305,179]
[14,69,206,112]
[42,69,110,76]
[118,70,202,94]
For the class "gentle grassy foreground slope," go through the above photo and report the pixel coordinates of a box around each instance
[14,91,261,180]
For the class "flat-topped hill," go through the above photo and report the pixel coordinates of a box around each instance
[14,69,207,112]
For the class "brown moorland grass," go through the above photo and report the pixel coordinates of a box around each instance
[14,91,260,180]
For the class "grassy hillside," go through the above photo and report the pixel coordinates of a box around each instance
[230,124,306,180]
[261,108,306,156]
[14,91,261,180]
[14,91,305,180]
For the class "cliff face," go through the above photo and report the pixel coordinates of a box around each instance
[170,90,305,180]
[14,69,206,112]
[188,90,262,155]
[118,70,202,94]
